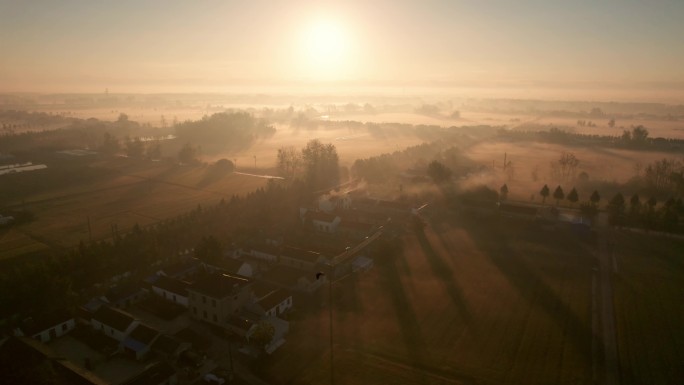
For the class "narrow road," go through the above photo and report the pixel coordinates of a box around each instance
[597,229,620,385]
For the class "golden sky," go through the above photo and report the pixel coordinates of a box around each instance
[1,0,683,96]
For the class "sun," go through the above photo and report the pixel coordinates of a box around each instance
[298,18,355,81]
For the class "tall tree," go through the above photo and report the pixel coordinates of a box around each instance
[590,190,601,206]
[178,142,199,164]
[567,187,579,206]
[500,184,509,201]
[301,139,339,190]
[276,146,302,178]
[607,193,626,226]
[540,184,550,204]
[427,160,452,184]
[194,236,222,264]
[553,185,565,205]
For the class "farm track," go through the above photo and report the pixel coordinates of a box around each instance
[598,229,620,385]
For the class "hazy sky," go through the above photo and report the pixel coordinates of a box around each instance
[1,0,683,93]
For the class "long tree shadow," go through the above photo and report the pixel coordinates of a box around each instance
[464,217,596,368]
[377,250,429,384]
[413,224,472,325]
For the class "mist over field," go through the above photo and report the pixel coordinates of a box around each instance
[2,1,684,384]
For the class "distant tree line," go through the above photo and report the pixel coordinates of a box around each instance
[496,126,684,153]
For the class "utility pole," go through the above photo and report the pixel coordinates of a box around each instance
[253,155,256,169]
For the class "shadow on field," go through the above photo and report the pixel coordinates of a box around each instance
[463,216,595,366]
[377,251,429,384]
[413,225,471,325]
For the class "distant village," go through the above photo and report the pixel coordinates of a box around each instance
[2,184,422,385]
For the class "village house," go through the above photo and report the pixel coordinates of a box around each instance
[151,275,190,307]
[13,312,76,343]
[203,257,255,278]
[241,243,280,263]
[318,193,352,212]
[301,209,341,233]
[150,334,191,361]
[91,306,139,342]
[337,219,375,240]
[123,323,161,360]
[158,258,201,280]
[249,282,293,317]
[187,273,253,327]
[279,245,329,271]
[103,283,147,309]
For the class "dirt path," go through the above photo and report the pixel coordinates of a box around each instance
[597,229,620,385]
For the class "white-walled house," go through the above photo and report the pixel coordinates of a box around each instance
[151,276,190,307]
[13,313,76,343]
[303,210,341,234]
[250,283,293,317]
[91,306,138,342]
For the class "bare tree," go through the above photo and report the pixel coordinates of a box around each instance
[276,146,302,178]
[551,152,580,181]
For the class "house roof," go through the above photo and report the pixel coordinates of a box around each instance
[20,312,73,336]
[153,275,189,297]
[189,273,251,298]
[151,334,187,356]
[261,265,314,288]
[121,361,176,385]
[162,259,200,277]
[227,315,255,333]
[92,306,135,332]
[128,323,159,345]
[247,243,280,256]
[217,258,248,274]
[250,281,279,299]
[257,288,292,312]
[305,211,340,223]
[280,246,325,264]
[104,284,142,304]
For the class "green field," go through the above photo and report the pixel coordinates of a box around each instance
[264,214,596,385]
[612,231,684,384]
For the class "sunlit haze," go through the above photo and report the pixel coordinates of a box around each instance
[1,0,684,101]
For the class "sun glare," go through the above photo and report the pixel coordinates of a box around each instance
[298,18,355,81]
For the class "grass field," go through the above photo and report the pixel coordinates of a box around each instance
[611,231,684,384]
[0,158,269,259]
[263,214,596,385]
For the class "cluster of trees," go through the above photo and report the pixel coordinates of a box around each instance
[276,139,340,190]
[550,152,580,182]
[175,111,275,153]
[352,142,466,184]
[100,132,162,160]
[533,183,682,232]
[641,158,684,194]
[538,184,588,207]
[607,193,683,231]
